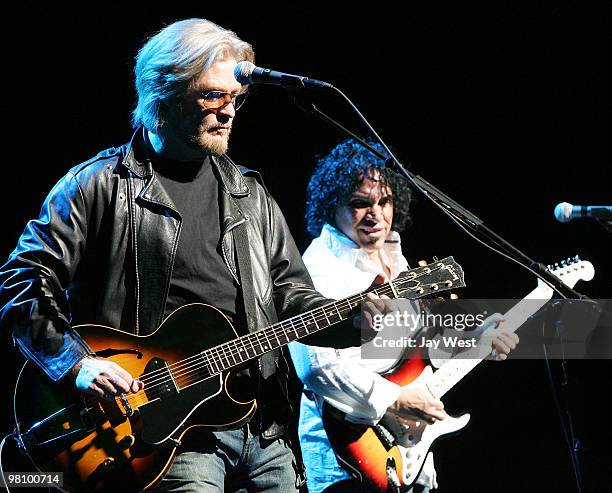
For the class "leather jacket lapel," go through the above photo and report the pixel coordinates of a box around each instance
[212,155,251,286]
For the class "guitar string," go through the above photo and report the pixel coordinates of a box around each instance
[130,283,393,389]
[122,298,444,406]
[120,274,454,402]
[133,267,444,386]
[134,274,421,387]
[78,276,431,410]
[131,275,406,386]
[118,280,410,405]
[121,274,454,405]
[120,277,454,406]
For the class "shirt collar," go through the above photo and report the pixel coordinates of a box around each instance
[319,223,409,280]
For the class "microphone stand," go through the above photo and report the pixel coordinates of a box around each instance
[285,85,589,492]
[289,87,589,299]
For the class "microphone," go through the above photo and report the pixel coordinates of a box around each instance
[234,61,333,90]
[554,202,612,223]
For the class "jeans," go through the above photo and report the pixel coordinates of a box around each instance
[152,423,299,493]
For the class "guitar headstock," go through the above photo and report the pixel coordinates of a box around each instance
[393,256,465,300]
[543,255,595,289]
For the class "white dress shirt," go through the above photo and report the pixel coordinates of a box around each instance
[289,224,437,492]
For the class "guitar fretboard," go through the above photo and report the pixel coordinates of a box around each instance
[199,279,402,377]
[428,285,553,398]
[196,261,458,380]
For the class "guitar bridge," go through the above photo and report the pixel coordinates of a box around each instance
[118,393,134,417]
[374,420,396,449]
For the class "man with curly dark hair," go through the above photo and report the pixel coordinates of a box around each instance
[304,139,412,240]
[289,139,442,492]
[289,139,516,493]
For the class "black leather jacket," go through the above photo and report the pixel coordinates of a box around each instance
[0,129,358,438]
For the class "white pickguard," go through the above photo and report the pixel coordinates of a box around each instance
[392,258,594,487]
[396,366,470,485]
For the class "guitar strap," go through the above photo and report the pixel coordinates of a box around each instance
[232,218,281,382]
[232,219,308,489]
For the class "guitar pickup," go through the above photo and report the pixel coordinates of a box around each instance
[143,357,179,400]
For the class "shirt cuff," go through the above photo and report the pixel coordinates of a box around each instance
[16,330,92,382]
[341,377,401,424]
[368,377,402,420]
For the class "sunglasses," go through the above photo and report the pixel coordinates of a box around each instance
[199,90,248,110]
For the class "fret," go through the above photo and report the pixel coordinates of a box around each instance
[318,307,330,326]
[334,304,343,320]
[199,351,214,376]
[228,341,239,366]
[337,299,353,319]
[238,338,249,361]
[260,329,273,352]
[252,332,264,356]
[278,322,291,344]
[294,318,310,338]
[208,348,221,374]
[247,332,258,359]
[289,318,300,339]
[216,345,230,371]
[223,343,234,370]
[272,325,282,347]
[307,312,319,332]
[220,343,234,368]
[259,331,271,353]
[352,294,366,309]
[428,292,551,397]
[324,306,341,325]
[260,327,278,351]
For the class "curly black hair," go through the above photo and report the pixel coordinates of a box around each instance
[305,138,413,237]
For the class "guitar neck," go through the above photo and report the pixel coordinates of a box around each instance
[201,281,397,375]
[428,284,553,398]
[196,257,464,378]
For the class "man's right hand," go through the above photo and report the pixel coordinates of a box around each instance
[71,356,144,400]
[389,385,447,423]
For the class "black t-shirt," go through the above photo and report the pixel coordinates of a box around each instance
[153,155,242,326]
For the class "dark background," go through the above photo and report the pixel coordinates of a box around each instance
[1,2,611,492]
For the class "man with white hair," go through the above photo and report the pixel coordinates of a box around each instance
[0,19,367,492]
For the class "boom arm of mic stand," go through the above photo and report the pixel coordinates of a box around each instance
[287,87,589,300]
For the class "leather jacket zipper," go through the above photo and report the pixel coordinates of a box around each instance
[127,173,140,335]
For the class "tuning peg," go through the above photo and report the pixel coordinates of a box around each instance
[418,260,428,267]
[450,293,459,299]
[574,255,581,262]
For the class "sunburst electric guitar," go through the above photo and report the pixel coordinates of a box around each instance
[322,257,595,492]
[10,257,464,492]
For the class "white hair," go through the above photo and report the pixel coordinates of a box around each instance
[132,18,255,130]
